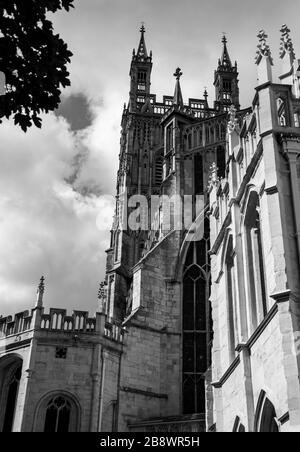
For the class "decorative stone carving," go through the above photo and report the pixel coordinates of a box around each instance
[208,162,220,188]
[98,281,108,313]
[255,30,273,65]
[228,104,238,133]
[280,24,296,61]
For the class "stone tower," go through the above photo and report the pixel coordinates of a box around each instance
[214,35,240,112]
[103,29,243,431]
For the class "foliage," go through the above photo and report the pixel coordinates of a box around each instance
[0,0,74,131]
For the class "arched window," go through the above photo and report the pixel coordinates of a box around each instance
[244,192,267,333]
[44,396,71,432]
[255,392,279,432]
[2,365,22,432]
[0,356,23,432]
[182,217,212,415]
[34,392,80,432]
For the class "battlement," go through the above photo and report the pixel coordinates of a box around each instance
[130,93,218,118]
[0,306,125,344]
[0,310,33,338]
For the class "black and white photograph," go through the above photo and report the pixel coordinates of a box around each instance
[0,0,300,437]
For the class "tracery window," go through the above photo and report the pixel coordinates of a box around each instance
[34,392,80,432]
[44,396,71,432]
[182,217,212,414]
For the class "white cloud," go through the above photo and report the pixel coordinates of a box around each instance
[0,110,116,317]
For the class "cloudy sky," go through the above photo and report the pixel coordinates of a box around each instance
[0,0,299,317]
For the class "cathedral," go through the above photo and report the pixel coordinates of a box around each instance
[1,24,300,432]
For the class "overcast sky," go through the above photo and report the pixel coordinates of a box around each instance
[0,0,299,317]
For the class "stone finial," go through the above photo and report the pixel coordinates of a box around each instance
[36,276,45,307]
[204,88,208,101]
[228,104,238,133]
[255,30,273,65]
[98,281,108,314]
[208,163,219,189]
[280,24,295,61]
[38,276,45,294]
[140,23,146,34]
[173,68,184,106]
[136,23,149,59]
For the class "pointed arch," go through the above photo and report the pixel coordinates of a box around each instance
[0,354,23,432]
[233,416,246,432]
[254,391,279,432]
[33,390,81,432]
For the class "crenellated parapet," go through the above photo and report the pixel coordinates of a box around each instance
[0,306,126,345]
[0,277,125,345]
[0,310,33,338]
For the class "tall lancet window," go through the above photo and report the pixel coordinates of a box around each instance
[225,235,238,362]
[182,218,212,414]
[245,192,267,333]
[2,364,22,432]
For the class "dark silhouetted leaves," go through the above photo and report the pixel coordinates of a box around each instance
[0,0,74,132]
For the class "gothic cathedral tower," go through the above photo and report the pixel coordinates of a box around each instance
[103,28,241,431]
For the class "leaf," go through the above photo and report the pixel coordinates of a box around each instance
[0,0,74,131]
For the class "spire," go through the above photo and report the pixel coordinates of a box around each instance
[203,87,209,107]
[220,34,232,68]
[173,67,183,107]
[214,36,240,110]
[129,24,153,113]
[136,24,148,59]
[36,276,45,308]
